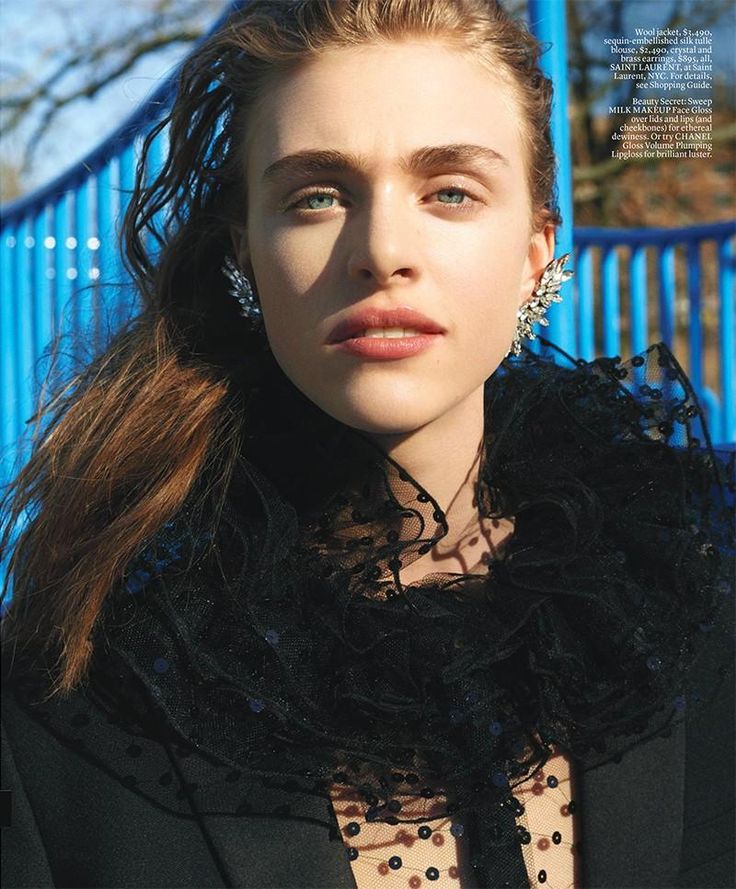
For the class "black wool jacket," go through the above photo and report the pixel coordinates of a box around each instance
[2,650,734,889]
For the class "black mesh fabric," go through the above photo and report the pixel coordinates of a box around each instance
[4,338,734,888]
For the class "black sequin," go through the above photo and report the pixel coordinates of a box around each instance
[517,827,532,845]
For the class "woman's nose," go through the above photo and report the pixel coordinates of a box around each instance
[346,189,421,287]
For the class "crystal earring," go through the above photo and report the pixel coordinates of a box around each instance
[506,253,573,358]
[222,256,264,332]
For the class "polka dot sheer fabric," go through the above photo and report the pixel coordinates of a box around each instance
[329,742,578,887]
[4,339,733,888]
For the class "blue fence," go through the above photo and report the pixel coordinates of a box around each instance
[574,221,735,446]
[1,0,735,499]
[0,122,171,484]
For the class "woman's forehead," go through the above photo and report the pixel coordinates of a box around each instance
[243,41,524,185]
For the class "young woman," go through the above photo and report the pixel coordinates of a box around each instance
[2,1,733,887]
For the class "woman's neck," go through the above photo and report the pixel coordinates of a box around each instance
[367,385,513,580]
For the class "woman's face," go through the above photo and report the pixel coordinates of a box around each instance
[236,41,554,435]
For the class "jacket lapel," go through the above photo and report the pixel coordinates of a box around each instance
[196,782,359,888]
[577,721,686,888]
[194,723,686,889]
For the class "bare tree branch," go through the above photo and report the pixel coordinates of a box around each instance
[0,0,223,180]
[8,28,202,171]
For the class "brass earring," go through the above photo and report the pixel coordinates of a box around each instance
[222,256,264,333]
[506,253,573,358]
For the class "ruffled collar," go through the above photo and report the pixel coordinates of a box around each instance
[91,338,732,767]
[7,339,734,887]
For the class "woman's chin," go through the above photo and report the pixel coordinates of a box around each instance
[318,399,445,439]
[290,372,489,440]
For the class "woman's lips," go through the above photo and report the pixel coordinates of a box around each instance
[327,306,446,344]
[326,306,446,359]
[331,332,443,360]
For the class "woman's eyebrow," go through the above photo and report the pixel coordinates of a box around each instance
[261,143,509,184]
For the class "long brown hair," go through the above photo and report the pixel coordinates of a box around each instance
[0,0,560,697]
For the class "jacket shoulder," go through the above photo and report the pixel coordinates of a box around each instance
[1,679,225,889]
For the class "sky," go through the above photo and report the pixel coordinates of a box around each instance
[0,0,227,194]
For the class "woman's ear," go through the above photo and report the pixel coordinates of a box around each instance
[519,223,556,307]
[229,223,250,270]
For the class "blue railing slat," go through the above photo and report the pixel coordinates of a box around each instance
[119,142,136,203]
[527,0,576,358]
[74,179,94,349]
[52,194,72,386]
[718,236,735,443]
[13,219,33,470]
[51,198,64,338]
[657,244,676,349]
[576,244,595,360]
[699,387,720,444]
[630,244,647,356]
[146,127,170,260]
[687,240,703,393]
[66,191,79,356]
[117,144,140,323]
[95,162,115,345]
[31,207,49,393]
[601,245,621,357]
[0,226,17,479]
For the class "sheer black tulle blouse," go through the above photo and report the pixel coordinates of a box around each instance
[4,339,734,888]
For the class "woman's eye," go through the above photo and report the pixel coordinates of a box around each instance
[287,185,478,213]
[434,187,476,210]
[290,190,341,212]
